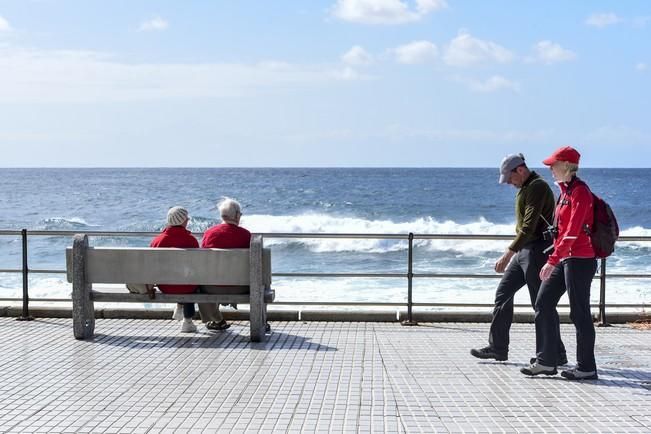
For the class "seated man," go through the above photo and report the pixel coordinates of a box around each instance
[150,206,200,333]
[198,197,251,331]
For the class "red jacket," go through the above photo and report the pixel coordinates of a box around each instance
[150,226,200,294]
[547,177,595,266]
[201,223,251,249]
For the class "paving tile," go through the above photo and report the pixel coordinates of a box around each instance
[0,319,650,432]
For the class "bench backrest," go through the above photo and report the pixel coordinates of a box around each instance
[66,247,271,287]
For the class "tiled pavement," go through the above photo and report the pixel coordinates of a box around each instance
[0,318,650,433]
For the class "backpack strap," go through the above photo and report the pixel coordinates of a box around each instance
[566,177,594,235]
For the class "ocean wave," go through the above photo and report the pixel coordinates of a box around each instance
[3,276,649,305]
[186,216,219,233]
[38,217,100,230]
[620,226,651,237]
[242,214,514,254]
[238,213,651,254]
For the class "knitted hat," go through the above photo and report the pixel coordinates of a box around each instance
[167,206,189,226]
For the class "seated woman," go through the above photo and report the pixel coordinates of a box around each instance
[150,206,200,333]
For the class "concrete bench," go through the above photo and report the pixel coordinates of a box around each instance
[66,233,274,342]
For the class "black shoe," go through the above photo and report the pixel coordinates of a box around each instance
[206,320,231,331]
[265,322,271,333]
[520,363,558,376]
[529,354,568,366]
[470,346,507,361]
[561,368,598,380]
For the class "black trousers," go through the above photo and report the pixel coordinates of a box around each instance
[535,257,598,370]
[489,240,566,358]
[183,302,196,319]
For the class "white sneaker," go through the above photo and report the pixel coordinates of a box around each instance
[520,362,557,376]
[172,303,184,321]
[561,368,598,380]
[180,319,197,333]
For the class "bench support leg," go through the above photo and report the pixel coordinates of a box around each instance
[72,234,95,339]
[249,235,267,342]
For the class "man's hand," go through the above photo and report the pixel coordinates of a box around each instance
[495,250,515,273]
[539,263,554,281]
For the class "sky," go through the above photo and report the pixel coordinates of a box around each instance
[0,0,649,167]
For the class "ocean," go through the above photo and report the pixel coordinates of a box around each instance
[1,168,650,306]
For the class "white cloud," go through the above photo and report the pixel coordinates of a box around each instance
[393,40,438,64]
[138,16,169,32]
[282,125,550,144]
[527,41,576,65]
[331,66,374,80]
[585,13,623,28]
[384,126,549,142]
[583,125,651,146]
[332,0,446,25]
[415,0,448,14]
[0,46,352,103]
[443,31,514,67]
[342,45,373,66]
[0,15,12,31]
[636,62,648,71]
[456,75,520,93]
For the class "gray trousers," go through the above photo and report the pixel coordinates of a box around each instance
[197,285,248,323]
[489,239,566,359]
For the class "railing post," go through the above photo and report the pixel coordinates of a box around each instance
[16,229,34,321]
[597,258,610,327]
[402,232,417,326]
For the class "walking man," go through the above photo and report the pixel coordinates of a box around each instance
[470,153,567,363]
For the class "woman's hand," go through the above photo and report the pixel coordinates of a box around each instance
[539,263,555,281]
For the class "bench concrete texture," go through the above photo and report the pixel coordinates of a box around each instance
[66,233,274,342]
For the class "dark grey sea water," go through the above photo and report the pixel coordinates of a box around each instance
[1,168,649,304]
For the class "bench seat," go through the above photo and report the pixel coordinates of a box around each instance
[66,233,273,341]
[89,290,274,304]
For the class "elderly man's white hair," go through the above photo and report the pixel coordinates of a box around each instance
[218,197,242,222]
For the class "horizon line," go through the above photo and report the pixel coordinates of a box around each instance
[1,166,649,170]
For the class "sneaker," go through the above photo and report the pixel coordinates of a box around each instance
[265,322,271,333]
[206,320,231,331]
[561,368,598,380]
[520,362,557,376]
[181,319,197,333]
[172,304,184,321]
[529,354,568,366]
[470,346,507,361]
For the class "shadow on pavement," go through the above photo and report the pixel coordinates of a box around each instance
[91,328,338,352]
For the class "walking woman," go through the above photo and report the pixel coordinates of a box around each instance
[521,146,599,380]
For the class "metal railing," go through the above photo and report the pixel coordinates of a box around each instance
[1,229,650,325]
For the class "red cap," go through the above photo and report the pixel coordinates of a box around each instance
[542,146,580,165]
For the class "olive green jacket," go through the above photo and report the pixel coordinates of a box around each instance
[509,171,555,252]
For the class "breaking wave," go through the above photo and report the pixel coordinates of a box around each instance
[243,214,515,254]
[38,217,100,230]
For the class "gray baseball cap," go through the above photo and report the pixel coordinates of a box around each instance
[498,153,525,184]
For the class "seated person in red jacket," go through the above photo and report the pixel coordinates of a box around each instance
[150,206,200,333]
[198,197,251,331]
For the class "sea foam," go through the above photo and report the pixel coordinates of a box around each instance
[242,213,514,254]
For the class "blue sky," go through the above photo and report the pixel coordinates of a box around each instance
[0,0,649,167]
